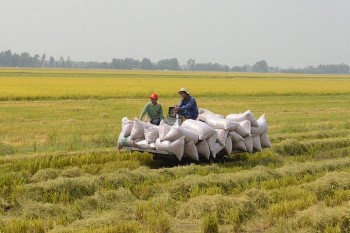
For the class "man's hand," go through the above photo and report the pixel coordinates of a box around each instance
[174,106,179,112]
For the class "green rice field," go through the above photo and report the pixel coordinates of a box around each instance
[0,69,350,232]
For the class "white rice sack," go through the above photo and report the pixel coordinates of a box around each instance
[196,140,210,160]
[179,126,199,144]
[207,132,218,151]
[181,119,216,140]
[229,131,245,143]
[130,119,146,140]
[211,142,224,158]
[224,136,232,155]
[121,117,134,137]
[117,132,132,150]
[233,140,247,152]
[174,118,180,126]
[135,139,151,149]
[144,123,159,144]
[199,108,224,119]
[198,108,212,115]
[216,129,228,146]
[149,142,156,149]
[252,135,262,152]
[184,141,199,161]
[159,120,172,141]
[155,137,185,161]
[205,116,239,131]
[244,135,253,153]
[226,110,259,127]
[198,114,207,122]
[162,125,184,141]
[215,114,225,119]
[226,111,248,122]
[251,114,268,135]
[234,120,251,137]
[260,133,272,148]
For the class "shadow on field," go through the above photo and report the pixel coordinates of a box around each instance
[147,150,284,169]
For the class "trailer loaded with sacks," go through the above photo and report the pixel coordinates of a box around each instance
[117,108,271,163]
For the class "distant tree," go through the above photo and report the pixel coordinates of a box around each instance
[49,56,55,67]
[231,65,248,72]
[33,54,41,67]
[156,58,180,70]
[19,52,31,67]
[305,65,316,73]
[252,60,269,73]
[11,53,20,67]
[99,62,109,69]
[1,49,349,74]
[110,58,140,69]
[66,56,72,68]
[194,62,230,72]
[58,57,65,68]
[41,54,46,67]
[316,63,350,74]
[281,64,350,74]
[110,58,118,69]
[1,50,13,66]
[141,58,153,70]
[269,66,281,73]
[122,58,133,69]
[187,59,196,70]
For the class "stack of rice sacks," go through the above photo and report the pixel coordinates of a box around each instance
[117,108,271,161]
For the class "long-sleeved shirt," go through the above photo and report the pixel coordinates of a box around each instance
[178,96,198,118]
[140,102,164,121]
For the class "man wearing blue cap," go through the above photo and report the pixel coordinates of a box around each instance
[174,88,199,120]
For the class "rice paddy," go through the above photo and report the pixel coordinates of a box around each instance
[0,69,349,232]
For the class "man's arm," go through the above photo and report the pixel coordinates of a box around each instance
[159,105,164,120]
[139,103,148,120]
[174,99,184,113]
[179,98,195,111]
[178,99,184,108]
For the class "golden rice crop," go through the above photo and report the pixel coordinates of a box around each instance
[1,68,350,100]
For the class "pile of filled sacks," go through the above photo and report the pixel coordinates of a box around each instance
[117,108,271,161]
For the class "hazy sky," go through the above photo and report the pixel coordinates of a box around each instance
[1,0,349,67]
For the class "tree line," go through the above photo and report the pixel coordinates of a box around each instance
[0,49,349,74]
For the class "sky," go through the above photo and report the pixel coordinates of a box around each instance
[1,0,349,67]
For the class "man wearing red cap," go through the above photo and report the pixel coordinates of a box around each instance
[140,93,164,125]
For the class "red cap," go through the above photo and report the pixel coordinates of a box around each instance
[150,93,158,99]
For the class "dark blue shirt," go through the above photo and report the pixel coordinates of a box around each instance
[178,96,199,118]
